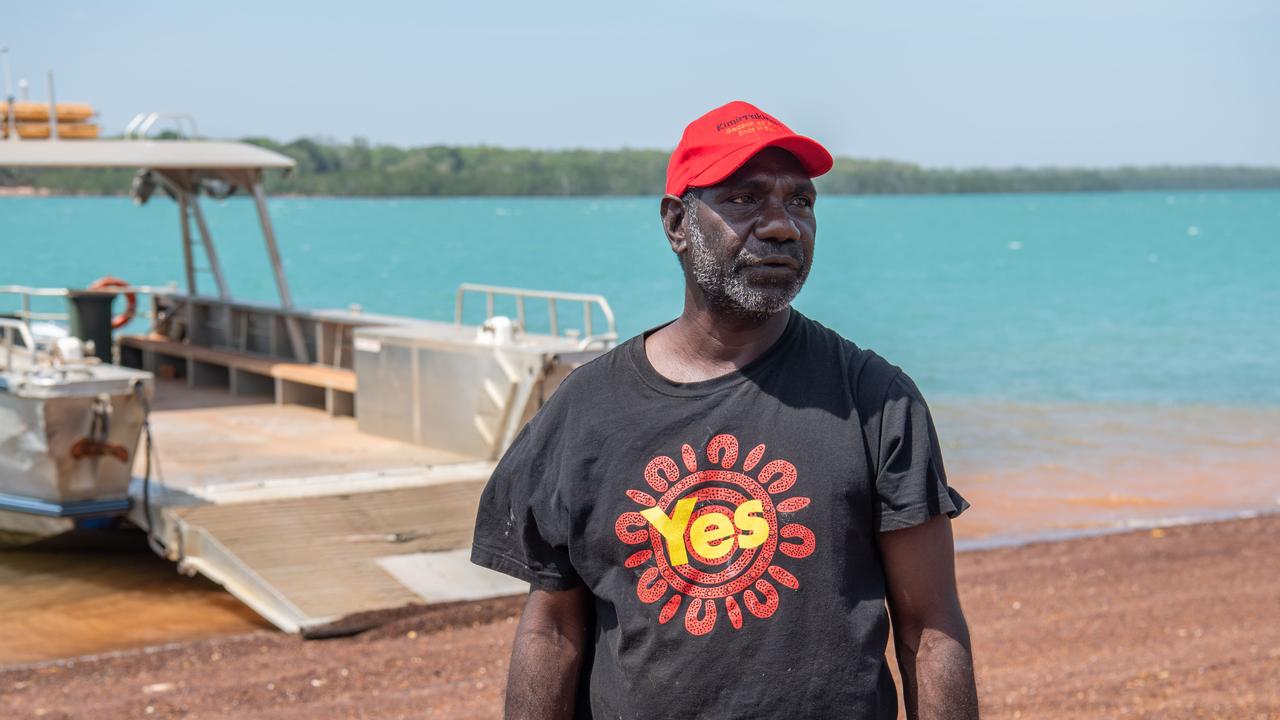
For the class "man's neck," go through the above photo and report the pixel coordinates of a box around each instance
[644,303,792,384]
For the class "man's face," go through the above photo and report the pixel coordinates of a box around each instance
[681,147,817,318]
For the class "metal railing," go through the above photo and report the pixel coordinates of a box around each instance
[454,283,617,348]
[0,283,178,325]
[151,293,393,368]
[123,112,199,140]
[0,317,37,367]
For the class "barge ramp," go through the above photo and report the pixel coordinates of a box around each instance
[131,378,528,635]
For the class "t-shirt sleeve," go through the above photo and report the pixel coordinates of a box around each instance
[469,401,582,591]
[871,370,969,532]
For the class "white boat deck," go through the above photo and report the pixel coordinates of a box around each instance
[135,379,476,490]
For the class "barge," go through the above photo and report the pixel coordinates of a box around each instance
[1,124,614,634]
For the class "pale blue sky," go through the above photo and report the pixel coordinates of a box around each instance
[7,1,1278,166]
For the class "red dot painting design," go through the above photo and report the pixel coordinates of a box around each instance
[614,433,815,636]
[615,512,649,545]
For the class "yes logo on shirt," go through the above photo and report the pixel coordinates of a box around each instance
[614,433,816,636]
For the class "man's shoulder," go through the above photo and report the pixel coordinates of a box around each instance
[502,339,637,454]
[792,311,903,400]
[538,335,638,405]
[793,308,916,415]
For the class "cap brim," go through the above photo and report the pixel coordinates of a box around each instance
[684,134,834,193]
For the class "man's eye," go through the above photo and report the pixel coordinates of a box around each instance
[729,195,754,204]
[792,196,813,207]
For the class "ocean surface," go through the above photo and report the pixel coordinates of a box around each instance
[5,190,1277,406]
[3,190,1279,534]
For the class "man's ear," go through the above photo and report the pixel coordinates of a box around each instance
[660,193,689,256]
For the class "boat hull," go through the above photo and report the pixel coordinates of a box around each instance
[0,373,151,507]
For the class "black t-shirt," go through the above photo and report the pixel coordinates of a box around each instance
[470,308,968,719]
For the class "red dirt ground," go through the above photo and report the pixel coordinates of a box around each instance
[3,515,1278,719]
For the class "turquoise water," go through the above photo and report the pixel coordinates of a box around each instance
[3,190,1278,405]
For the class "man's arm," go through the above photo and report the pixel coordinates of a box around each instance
[505,584,591,720]
[878,514,979,720]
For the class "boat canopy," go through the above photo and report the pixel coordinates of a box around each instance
[0,140,295,171]
[0,139,307,359]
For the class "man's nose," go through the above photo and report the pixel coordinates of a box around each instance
[754,196,802,243]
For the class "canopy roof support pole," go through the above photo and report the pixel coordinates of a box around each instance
[249,178,309,363]
[177,191,198,345]
[178,192,197,296]
[188,196,230,300]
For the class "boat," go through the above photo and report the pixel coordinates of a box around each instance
[0,115,616,634]
[0,319,150,517]
[0,61,102,142]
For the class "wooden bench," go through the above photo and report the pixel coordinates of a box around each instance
[119,334,356,417]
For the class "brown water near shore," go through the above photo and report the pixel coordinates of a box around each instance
[0,532,272,665]
[933,400,1280,543]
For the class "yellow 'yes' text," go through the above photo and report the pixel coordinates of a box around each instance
[640,498,769,566]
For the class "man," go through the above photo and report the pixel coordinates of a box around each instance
[471,100,978,719]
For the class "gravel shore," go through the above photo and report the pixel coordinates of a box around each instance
[3,514,1277,719]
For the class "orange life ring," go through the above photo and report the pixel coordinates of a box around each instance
[88,276,137,330]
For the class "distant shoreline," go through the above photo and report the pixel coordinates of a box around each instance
[3,186,1280,200]
[0,185,52,197]
[4,139,1279,197]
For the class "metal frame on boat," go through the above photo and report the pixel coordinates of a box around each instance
[1,132,616,633]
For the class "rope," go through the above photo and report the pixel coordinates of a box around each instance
[134,381,167,556]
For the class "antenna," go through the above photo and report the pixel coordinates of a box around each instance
[47,71,58,142]
[1,47,10,95]
[1,47,15,141]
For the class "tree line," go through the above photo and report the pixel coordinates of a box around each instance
[4,136,1279,196]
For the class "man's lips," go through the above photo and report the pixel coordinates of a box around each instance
[743,255,802,270]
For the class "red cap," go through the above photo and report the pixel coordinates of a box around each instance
[665,100,834,197]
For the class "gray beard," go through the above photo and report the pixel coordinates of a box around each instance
[685,207,808,319]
